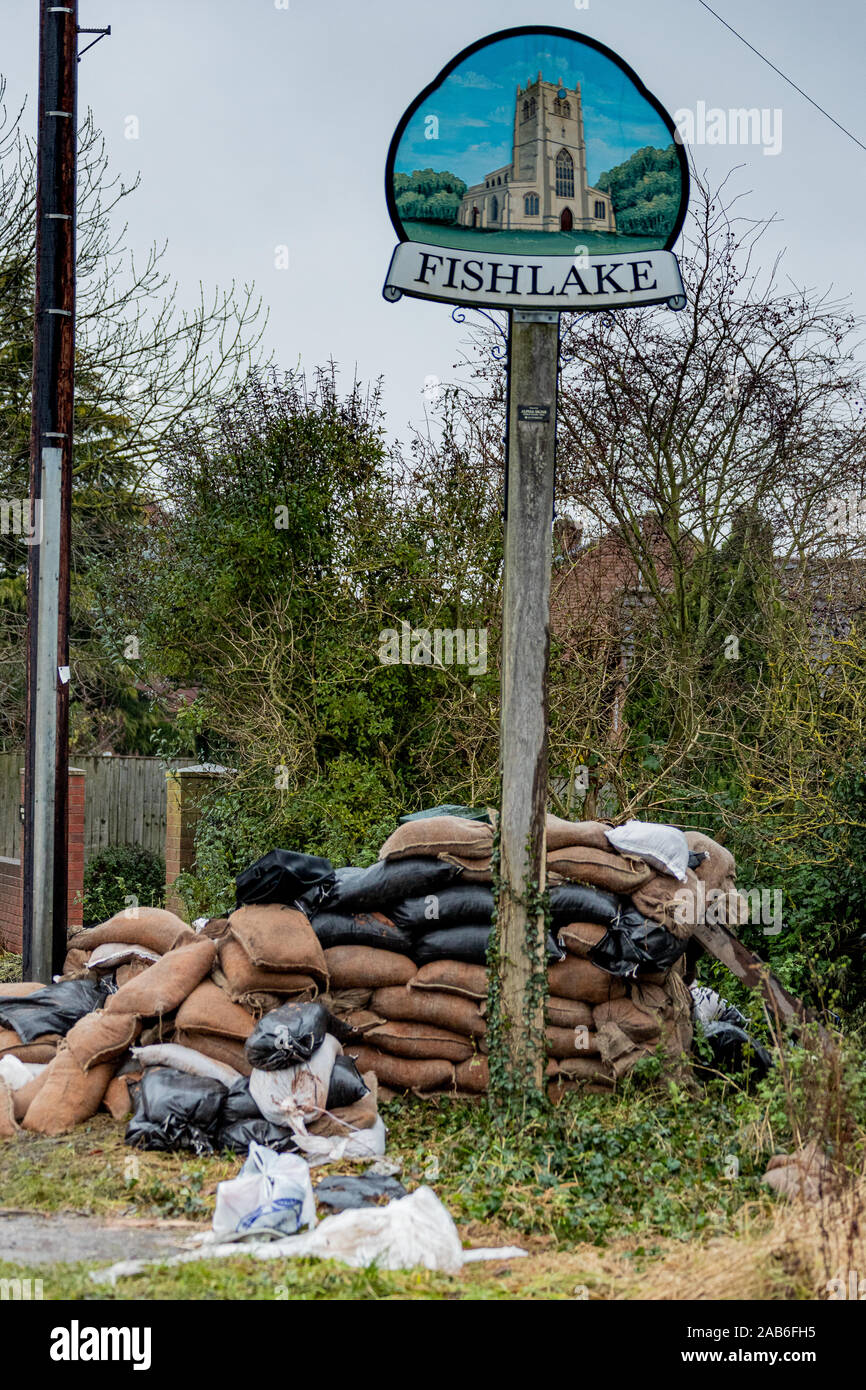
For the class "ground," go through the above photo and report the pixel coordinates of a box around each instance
[400,223,662,256]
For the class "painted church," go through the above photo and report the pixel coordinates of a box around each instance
[457,75,617,235]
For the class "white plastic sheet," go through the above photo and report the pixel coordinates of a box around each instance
[605,819,689,881]
[212,1142,317,1240]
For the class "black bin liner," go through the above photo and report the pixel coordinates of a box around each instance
[548,883,620,928]
[414,925,564,967]
[222,1076,261,1125]
[390,884,495,931]
[236,849,334,909]
[244,1000,331,1071]
[219,1118,298,1154]
[319,858,462,914]
[314,1173,407,1211]
[0,977,109,1043]
[695,1021,772,1082]
[310,912,413,954]
[126,1067,227,1155]
[397,805,492,825]
[327,1055,369,1108]
[589,907,688,977]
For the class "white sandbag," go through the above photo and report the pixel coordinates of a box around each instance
[0,1056,48,1090]
[292,1114,387,1166]
[87,942,160,971]
[131,1043,240,1087]
[249,1033,341,1130]
[212,1142,316,1240]
[604,819,689,881]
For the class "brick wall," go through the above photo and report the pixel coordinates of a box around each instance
[0,769,86,956]
[165,765,227,917]
[0,856,22,954]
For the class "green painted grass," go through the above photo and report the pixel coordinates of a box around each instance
[401,222,663,256]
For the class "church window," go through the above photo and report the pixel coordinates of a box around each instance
[553,99,571,118]
[594,199,606,219]
[490,194,499,221]
[555,149,574,198]
[524,193,539,216]
[522,100,529,121]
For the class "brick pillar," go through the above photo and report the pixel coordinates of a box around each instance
[164,764,228,917]
[0,767,86,956]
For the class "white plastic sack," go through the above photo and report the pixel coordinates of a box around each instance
[293,1114,387,1166]
[0,1056,47,1090]
[131,1043,240,1087]
[213,1142,316,1240]
[605,819,689,881]
[87,942,161,970]
[249,1033,341,1130]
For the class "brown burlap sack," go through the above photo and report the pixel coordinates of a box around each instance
[12,1069,49,1122]
[631,867,700,941]
[323,946,415,990]
[216,938,319,1002]
[546,846,653,894]
[173,1028,251,1076]
[200,917,230,941]
[437,854,492,882]
[557,921,608,958]
[0,1029,60,1062]
[228,905,327,987]
[0,982,48,998]
[546,996,593,1029]
[371,985,486,1038]
[176,980,256,1041]
[138,1015,176,1045]
[0,1079,18,1138]
[365,1020,474,1063]
[548,956,626,1005]
[323,987,375,1015]
[346,1046,454,1092]
[379,816,493,862]
[454,1055,488,1093]
[548,1079,613,1100]
[61,948,92,978]
[102,1071,142,1121]
[593,996,661,1044]
[342,1009,386,1034]
[684,830,737,894]
[308,1074,378,1137]
[68,907,194,957]
[546,1024,600,1059]
[596,1019,639,1066]
[115,959,153,987]
[546,1055,615,1086]
[66,1011,141,1071]
[658,970,694,1058]
[631,980,667,1011]
[106,938,216,1019]
[22,1049,115,1134]
[545,815,613,851]
[409,960,487,1000]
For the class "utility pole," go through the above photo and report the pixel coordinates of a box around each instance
[23,0,79,981]
[495,309,560,1093]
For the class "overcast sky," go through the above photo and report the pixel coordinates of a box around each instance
[4,0,865,443]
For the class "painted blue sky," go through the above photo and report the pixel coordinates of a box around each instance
[394,31,674,189]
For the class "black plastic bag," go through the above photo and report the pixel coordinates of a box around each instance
[548,883,620,928]
[589,907,687,977]
[397,805,492,825]
[309,912,413,954]
[244,1000,331,1070]
[321,857,462,913]
[414,925,564,967]
[327,1055,369,1108]
[314,1174,407,1211]
[235,849,334,910]
[222,1076,261,1125]
[218,1118,298,1154]
[0,976,108,1043]
[390,884,495,931]
[695,1021,772,1082]
[687,849,709,871]
[125,1067,227,1156]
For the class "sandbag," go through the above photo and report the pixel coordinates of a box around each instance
[105,938,216,1018]
[0,977,108,1042]
[398,805,492,825]
[116,959,154,987]
[249,1033,341,1126]
[173,1029,252,1076]
[546,1025,600,1058]
[310,911,413,954]
[342,1009,386,1035]
[365,1020,473,1063]
[222,1076,262,1125]
[103,1073,137,1121]
[228,905,327,987]
[244,1000,331,1070]
[0,982,45,998]
[65,1011,141,1071]
[308,1077,379,1137]
[546,1054,615,1086]
[323,946,416,989]
[409,960,488,1000]
[126,1066,227,1155]
[176,981,256,1041]
[379,815,493,862]
[390,884,495,931]
[548,883,619,927]
[324,986,374,1015]
[557,921,608,958]
[12,1068,50,1122]
[22,1049,115,1134]
[546,845,653,894]
[219,1118,298,1154]
[437,854,492,882]
[684,831,737,893]
[61,947,91,978]
[546,996,593,1029]
[371,985,486,1038]
[235,848,334,909]
[0,1079,17,1138]
[593,996,661,1043]
[346,1046,455,1092]
[132,1043,241,1086]
[86,942,160,972]
[548,956,627,1004]
[589,909,688,977]
[327,1055,369,1108]
[69,907,194,956]
[414,926,563,968]
[0,1030,60,1063]
[605,820,689,881]
[217,939,320,1002]
[545,815,612,851]
[454,1055,488,1093]
[631,868,700,939]
[322,858,461,914]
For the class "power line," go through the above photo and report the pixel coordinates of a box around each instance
[696,0,866,154]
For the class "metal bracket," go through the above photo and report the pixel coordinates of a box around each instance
[513,310,559,324]
[451,305,509,361]
[77,25,111,60]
